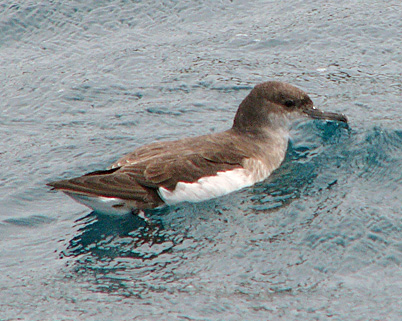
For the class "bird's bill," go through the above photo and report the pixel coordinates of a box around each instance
[304,107,348,123]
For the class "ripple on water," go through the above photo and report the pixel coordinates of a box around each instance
[3,215,55,227]
[55,125,401,305]
[1,0,402,318]
[54,123,351,296]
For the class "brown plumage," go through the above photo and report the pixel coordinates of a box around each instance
[48,81,347,213]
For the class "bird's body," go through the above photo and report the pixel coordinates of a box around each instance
[48,81,347,214]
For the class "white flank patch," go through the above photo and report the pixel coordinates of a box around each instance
[65,192,132,215]
[158,160,272,205]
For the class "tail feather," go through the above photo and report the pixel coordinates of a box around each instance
[47,167,163,209]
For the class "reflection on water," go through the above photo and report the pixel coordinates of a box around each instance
[56,124,402,304]
[2,0,402,317]
[60,122,356,296]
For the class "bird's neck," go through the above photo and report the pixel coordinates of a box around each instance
[232,112,291,141]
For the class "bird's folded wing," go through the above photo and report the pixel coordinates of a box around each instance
[48,148,247,201]
[137,150,245,190]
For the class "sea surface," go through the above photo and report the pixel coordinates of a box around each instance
[1,0,402,320]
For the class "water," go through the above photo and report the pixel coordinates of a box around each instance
[1,0,401,319]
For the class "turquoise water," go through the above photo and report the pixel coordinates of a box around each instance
[1,1,402,320]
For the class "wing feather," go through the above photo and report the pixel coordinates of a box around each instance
[49,130,259,208]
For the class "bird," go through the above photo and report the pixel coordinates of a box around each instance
[48,81,348,215]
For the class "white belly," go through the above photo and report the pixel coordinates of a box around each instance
[158,159,273,205]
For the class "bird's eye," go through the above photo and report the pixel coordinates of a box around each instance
[284,99,296,108]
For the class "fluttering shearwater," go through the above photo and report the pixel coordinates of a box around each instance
[48,81,347,215]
